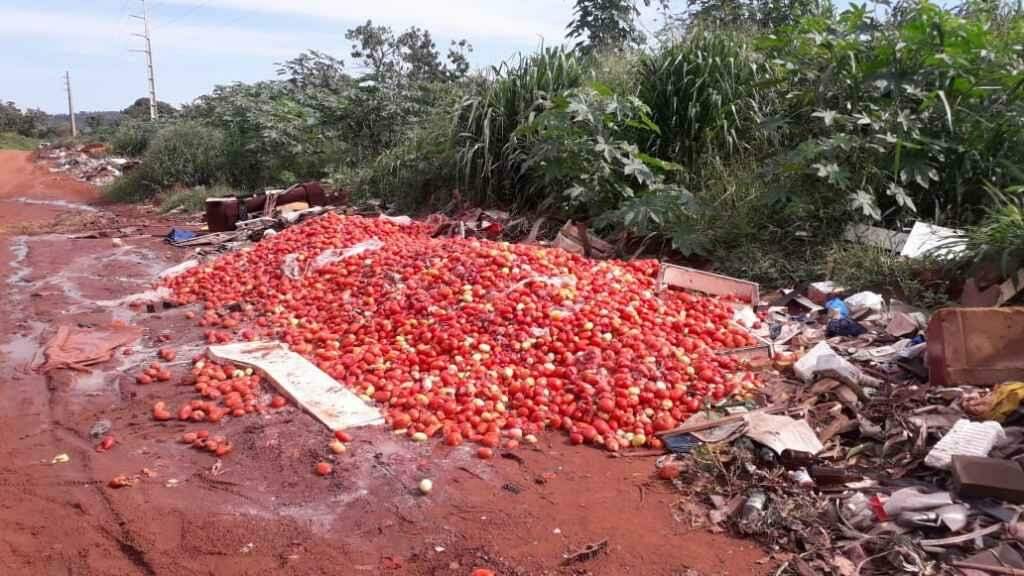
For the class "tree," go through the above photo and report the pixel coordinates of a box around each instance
[567,0,667,53]
[0,101,47,137]
[276,50,348,91]
[684,0,828,29]
[345,20,472,83]
[121,97,178,120]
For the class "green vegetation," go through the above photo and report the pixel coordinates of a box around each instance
[160,185,241,213]
[110,120,161,157]
[91,0,1024,306]
[455,47,587,207]
[0,132,40,150]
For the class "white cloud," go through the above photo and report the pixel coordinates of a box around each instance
[158,0,575,44]
[0,7,341,59]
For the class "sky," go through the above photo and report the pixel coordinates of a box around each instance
[0,0,682,114]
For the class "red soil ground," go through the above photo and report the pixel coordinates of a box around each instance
[0,149,772,576]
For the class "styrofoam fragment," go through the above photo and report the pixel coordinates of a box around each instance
[924,419,1005,470]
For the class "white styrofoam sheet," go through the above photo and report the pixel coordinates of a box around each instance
[900,221,966,259]
[208,341,384,431]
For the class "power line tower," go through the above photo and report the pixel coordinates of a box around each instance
[64,71,77,138]
[130,0,159,120]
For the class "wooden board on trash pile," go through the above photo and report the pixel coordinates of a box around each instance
[927,307,1024,387]
[717,340,773,363]
[208,341,384,430]
[658,263,759,306]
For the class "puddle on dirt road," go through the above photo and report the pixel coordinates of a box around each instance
[6,234,171,324]
[0,324,45,366]
[2,198,98,212]
[3,231,176,396]
[7,236,30,285]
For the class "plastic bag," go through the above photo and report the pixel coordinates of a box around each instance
[379,214,412,226]
[826,318,866,338]
[281,254,303,280]
[844,291,884,318]
[313,238,384,270]
[505,275,577,295]
[825,298,849,319]
[732,306,758,329]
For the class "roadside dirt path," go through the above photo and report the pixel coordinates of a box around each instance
[0,149,772,576]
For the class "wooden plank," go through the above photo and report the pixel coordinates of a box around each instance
[656,404,787,438]
[658,263,760,306]
[208,341,384,431]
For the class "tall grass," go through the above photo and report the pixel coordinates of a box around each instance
[957,187,1024,273]
[637,30,771,169]
[455,47,588,206]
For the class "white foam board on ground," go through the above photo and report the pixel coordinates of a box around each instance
[900,221,966,259]
[208,341,383,430]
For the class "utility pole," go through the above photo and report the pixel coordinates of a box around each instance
[130,0,158,120]
[64,71,77,138]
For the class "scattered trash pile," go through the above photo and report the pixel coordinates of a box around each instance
[655,283,1024,575]
[163,213,764,452]
[36,143,137,186]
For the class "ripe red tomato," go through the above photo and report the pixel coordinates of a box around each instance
[162,214,763,454]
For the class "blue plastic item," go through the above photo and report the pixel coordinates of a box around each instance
[165,228,197,244]
[826,298,850,319]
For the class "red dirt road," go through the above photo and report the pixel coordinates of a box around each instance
[0,150,772,575]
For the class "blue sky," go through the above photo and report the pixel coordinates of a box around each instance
[1,0,683,113]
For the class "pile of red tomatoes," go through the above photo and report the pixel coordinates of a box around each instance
[164,214,761,451]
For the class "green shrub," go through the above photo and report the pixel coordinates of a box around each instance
[111,120,159,157]
[518,85,689,225]
[0,132,39,150]
[956,187,1024,274]
[358,109,460,212]
[105,122,227,202]
[105,172,156,203]
[822,244,952,309]
[763,0,1024,226]
[139,122,226,190]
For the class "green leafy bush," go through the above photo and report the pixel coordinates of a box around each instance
[106,122,226,202]
[763,0,1024,226]
[110,120,159,157]
[140,122,226,189]
[518,85,689,226]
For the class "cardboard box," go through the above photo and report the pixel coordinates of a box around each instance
[951,456,1024,503]
[927,307,1024,387]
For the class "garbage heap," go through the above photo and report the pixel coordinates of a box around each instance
[655,283,1024,576]
[36,143,137,186]
[163,212,764,452]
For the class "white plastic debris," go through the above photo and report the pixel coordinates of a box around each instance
[900,221,966,259]
[732,306,758,329]
[882,487,953,516]
[379,214,413,226]
[157,259,199,280]
[313,238,384,270]
[281,254,303,279]
[844,291,885,318]
[924,419,1006,470]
